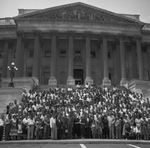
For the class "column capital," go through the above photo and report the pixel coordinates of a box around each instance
[16,30,24,36]
[50,30,58,37]
[133,35,142,41]
[2,37,12,42]
[84,31,92,36]
[67,31,75,36]
[33,30,42,37]
[16,30,27,42]
[33,31,43,44]
[67,31,75,41]
[99,32,109,39]
[147,42,150,46]
[117,33,125,39]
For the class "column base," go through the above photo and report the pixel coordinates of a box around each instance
[102,77,111,86]
[85,77,93,85]
[48,76,57,86]
[67,76,75,86]
[120,78,127,86]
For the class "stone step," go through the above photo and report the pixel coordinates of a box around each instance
[0,88,23,114]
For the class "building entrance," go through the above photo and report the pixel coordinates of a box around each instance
[74,69,84,85]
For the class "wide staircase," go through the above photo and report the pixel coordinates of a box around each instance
[1,78,150,114]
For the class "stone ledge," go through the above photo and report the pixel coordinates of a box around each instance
[0,139,150,145]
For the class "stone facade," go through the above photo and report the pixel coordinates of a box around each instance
[0,2,150,86]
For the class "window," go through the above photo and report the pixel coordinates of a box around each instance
[91,51,96,58]
[108,52,111,58]
[109,73,111,80]
[60,49,66,57]
[26,67,32,77]
[0,51,3,58]
[0,73,2,83]
[75,50,81,56]
[13,50,16,58]
[29,50,34,58]
[45,50,51,57]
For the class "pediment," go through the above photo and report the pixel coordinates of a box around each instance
[14,2,142,25]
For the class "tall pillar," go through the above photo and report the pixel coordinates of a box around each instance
[120,36,127,85]
[116,43,121,85]
[33,32,40,84]
[102,35,111,86]
[49,33,57,86]
[136,37,143,79]
[15,32,24,77]
[99,42,103,84]
[147,44,150,80]
[67,33,75,85]
[2,39,9,78]
[85,35,93,85]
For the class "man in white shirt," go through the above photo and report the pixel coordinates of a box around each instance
[50,114,57,140]
[27,115,35,140]
[107,112,115,139]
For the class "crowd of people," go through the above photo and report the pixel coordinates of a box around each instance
[0,84,150,141]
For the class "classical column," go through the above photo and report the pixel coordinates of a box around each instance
[147,44,150,79]
[120,36,127,85]
[116,43,121,84]
[102,35,111,86]
[15,32,24,77]
[2,39,9,78]
[49,33,57,86]
[136,37,143,79]
[67,33,75,85]
[99,42,103,84]
[33,32,40,83]
[85,35,93,85]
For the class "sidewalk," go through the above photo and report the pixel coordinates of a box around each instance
[0,139,150,145]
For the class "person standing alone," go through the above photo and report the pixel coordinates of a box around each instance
[50,114,57,140]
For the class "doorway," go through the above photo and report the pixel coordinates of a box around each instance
[74,69,84,85]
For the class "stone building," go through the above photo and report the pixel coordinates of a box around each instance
[0,2,150,87]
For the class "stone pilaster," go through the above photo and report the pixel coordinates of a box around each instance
[49,32,57,86]
[85,34,93,85]
[33,32,40,83]
[120,36,127,86]
[2,39,9,78]
[67,33,75,85]
[102,35,111,86]
[136,37,143,80]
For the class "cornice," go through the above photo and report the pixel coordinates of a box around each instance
[142,30,150,35]
[16,18,141,28]
[0,25,16,31]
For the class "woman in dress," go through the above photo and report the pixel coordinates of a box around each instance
[5,113,11,140]
[10,114,18,140]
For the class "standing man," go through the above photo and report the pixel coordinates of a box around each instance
[27,115,35,140]
[43,114,50,139]
[0,114,4,141]
[50,114,57,140]
[107,112,115,139]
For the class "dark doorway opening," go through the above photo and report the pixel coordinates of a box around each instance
[74,69,84,85]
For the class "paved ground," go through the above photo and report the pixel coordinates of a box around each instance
[0,140,150,148]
